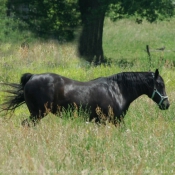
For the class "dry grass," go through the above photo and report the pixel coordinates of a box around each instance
[0,97,175,174]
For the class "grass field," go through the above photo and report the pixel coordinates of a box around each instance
[0,18,175,174]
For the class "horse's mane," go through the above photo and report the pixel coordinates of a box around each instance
[107,72,153,95]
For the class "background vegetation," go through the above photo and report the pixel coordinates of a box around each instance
[3,0,175,63]
[0,0,175,174]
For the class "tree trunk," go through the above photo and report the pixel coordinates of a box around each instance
[78,0,108,64]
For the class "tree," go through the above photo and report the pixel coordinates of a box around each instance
[78,0,110,63]
[78,0,174,64]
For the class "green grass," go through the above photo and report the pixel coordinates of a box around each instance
[103,18,175,70]
[0,18,175,174]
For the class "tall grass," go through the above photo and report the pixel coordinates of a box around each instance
[0,18,175,174]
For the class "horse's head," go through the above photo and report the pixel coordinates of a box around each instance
[150,69,170,110]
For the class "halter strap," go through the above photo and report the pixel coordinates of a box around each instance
[151,88,168,106]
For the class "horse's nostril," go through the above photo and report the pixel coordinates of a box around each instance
[159,102,170,110]
[166,103,170,109]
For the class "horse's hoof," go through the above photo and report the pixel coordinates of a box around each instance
[21,119,30,127]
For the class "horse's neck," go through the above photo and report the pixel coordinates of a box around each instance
[119,73,152,102]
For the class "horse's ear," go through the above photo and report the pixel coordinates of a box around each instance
[154,69,159,80]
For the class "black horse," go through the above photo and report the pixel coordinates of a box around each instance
[0,69,170,126]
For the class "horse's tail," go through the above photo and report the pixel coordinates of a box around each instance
[0,73,33,113]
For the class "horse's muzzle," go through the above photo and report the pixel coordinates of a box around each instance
[159,100,170,110]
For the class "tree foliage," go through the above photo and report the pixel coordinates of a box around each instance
[107,0,174,22]
[6,0,80,40]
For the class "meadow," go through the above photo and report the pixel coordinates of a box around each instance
[0,18,175,174]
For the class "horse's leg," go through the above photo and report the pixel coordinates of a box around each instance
[114,115,126,128]
[21,112,45,127]
[22,79,56,126]
[21,118,30,127]
[21,103,47,127]
[89,110,101,124]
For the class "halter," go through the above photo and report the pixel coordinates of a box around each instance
[151,73,168,106]
[151,88,168,106]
